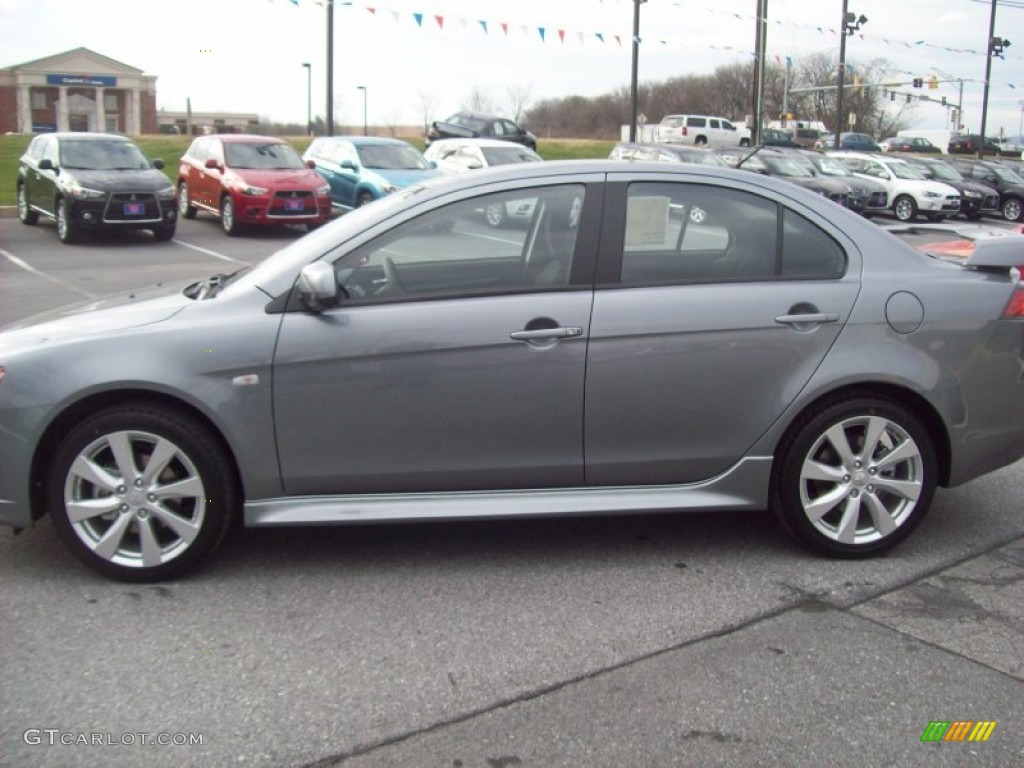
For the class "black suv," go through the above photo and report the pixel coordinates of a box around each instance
[896,155,1001,220]
[947,158,1024,222]
[426,112,537,151]
[17,133,177,244]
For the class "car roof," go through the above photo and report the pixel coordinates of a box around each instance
[210,134,289,144]
[313,136,414,147]
[427,137,529,149]
[46,132,136,142]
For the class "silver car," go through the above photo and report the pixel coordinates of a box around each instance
[2,161,1024,581]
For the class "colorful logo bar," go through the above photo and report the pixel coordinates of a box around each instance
[921,721,997,742]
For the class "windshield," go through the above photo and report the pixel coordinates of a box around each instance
[480,146,542,165]
[890,163,928,180]
[992,165,1024,183]
[60,139,151,170]
[812,157,852,177]
[224,142,306,170]
[357,144,430,170]
[763,156,813,177]
[926,163,963,181]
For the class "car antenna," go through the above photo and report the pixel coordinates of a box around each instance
[736,144,767,170]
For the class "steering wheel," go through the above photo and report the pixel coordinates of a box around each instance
[381,256,407,295]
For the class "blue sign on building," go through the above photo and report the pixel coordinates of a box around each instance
[46,74,118,87]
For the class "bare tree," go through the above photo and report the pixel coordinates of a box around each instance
[506,84,534,123]
[415,87,440,133]
[463,87,496,114]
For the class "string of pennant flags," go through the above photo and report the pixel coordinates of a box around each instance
[270,0,1020,89]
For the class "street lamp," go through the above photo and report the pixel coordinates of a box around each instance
[979,19,1011,158]
[301,63,312,136]
[835,3,868,145]
[629,0,647,142]
[357,85,367,136]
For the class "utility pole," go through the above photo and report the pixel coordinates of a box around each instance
[326,0,334,136]
[751,0,767,144]
[629,1,646,142]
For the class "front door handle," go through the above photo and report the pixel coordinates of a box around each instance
[775,313,839,325]
[510,327,583,341]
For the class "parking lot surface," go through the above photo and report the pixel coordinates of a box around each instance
[1,213,1022,766]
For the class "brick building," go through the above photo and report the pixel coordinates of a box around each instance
[0,47,157,135]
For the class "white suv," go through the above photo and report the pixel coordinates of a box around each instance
[655,114,751,148]
[830,152,961,222]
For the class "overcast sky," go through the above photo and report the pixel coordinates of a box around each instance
[1,0,1022,137]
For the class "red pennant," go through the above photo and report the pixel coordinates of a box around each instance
[435,14,444,30]
[558,29,565,44]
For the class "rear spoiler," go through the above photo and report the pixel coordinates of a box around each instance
[884,223,1024,269]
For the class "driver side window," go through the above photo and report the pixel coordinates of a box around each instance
[333,184,585,302]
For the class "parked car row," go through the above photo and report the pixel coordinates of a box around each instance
[607,141,1024,224]
[17,130,1024,247]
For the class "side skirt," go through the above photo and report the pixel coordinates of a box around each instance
[244,457,773,527]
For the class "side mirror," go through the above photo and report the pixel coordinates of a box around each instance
[427,160,438,169]
[153,159,165,170]
[204,157,221,170]
[297,262,340,310]
[39,158,55,171]
[465,160,483,170]
[306,159,317,169]
[341,159,358,171]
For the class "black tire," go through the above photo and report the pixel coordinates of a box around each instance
[17,183,38,225]
[925,213,946,222]
[770,394,936,558]
[965,211,983,221]
[694,136,708,146]
[892,195,918,222]
[56,197,79,244]
[739,138,751,148]
[47,404,237,581]
[356,191,375,208]
[152,224,176,241]
[1002,197,1023,222]
[178,182,197,219]
[221,195,241,236]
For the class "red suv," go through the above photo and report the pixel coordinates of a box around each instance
[177,135,332,235]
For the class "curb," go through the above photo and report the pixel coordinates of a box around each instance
[0,206,17,219]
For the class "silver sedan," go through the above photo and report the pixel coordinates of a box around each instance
[2,160,1024,580]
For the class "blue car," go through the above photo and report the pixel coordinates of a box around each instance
[303,136,441,212]
[815,132,881,152]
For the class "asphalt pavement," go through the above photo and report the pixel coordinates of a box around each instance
[1,208,1022,767]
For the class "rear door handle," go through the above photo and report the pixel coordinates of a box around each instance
[510,327,583,341]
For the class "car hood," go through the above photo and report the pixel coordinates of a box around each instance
[0,282,192,350]
[365,167,444,188]
[227,168,324,188]
[62,169,172,192]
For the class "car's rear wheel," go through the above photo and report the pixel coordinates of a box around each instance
[47,404,236,581]
[1002,197,1023,222]
[56,197,79,244]
[17,183,38,225]
[770,394,936,558]
[221,196,240,236]
[925,213,946,222]
[178,182,197,219]
[892,195,918,222]
[694,136,708,146]
[484,203,506,228]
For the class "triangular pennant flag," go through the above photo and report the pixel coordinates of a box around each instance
[435,15,443,30]
[558,29,565,44]
[595,32,605,43]
[366,6,376,14]
[413,12,423,27]
[538,27,546,42]
[478,20,488,34]
[614,34,622,47]
[500,22,508,36]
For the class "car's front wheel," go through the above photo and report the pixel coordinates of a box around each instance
[892,195,918,222]
[152,224,176,241]
[1002,197,1023,222]
[56,197,79,243]
[221,195,240,236]
[47,404,236,581]
[17,183,38,225]
[356,191,375,208]
[770,394,936,558]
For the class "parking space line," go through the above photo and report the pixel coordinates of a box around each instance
[171,239,249,265]
[1,248,99,299]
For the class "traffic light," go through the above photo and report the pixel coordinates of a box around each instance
[890,91,896,102]
[913,77,923,88]
[928,76,938,90]
[853,75,862,94]
[941,96,947,106]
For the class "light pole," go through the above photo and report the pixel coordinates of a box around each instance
[629,0,647,142]
[357,86,367,136]
[979,0,1011,158]
[301,63,312,136]
[835,3,867,145]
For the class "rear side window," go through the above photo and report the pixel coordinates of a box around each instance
[620,182,846,284]
[687,117,707,128]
